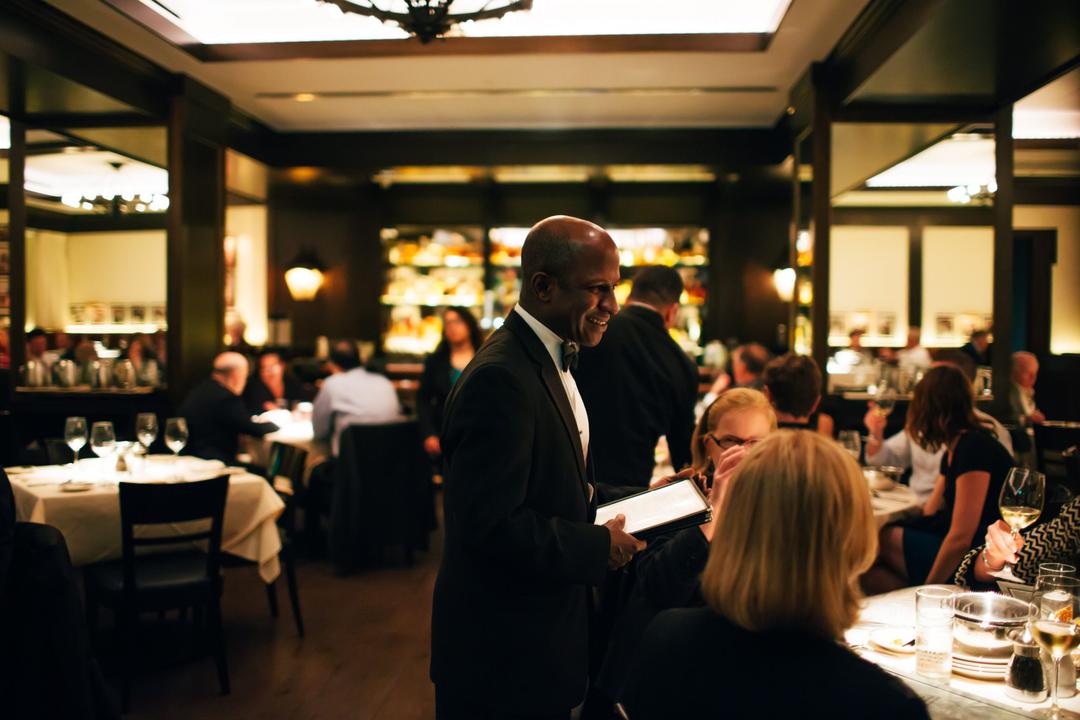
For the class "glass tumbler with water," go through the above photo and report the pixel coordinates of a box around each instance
[915,586,955,680]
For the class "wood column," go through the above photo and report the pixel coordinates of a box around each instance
[810,65,833,374]
[991,104,1014,419]
[7,118,27,374]
[166,78,230,403]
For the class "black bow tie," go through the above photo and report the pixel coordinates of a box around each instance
[561,340,579,372]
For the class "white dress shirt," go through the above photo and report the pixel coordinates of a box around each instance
[866,409,1014,502]
[312,367,403,456]
[513,304,590,464]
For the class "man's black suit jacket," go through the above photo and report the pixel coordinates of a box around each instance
[430,310,611,715]
[575,304,699,487]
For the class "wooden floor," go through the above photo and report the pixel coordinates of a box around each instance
[110,527,441,719]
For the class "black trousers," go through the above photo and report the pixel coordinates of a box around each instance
[435,686,570,720]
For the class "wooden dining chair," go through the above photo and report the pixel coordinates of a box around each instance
[262,441,307,636]
[1035,424,1080,485]
[83,475,230,712]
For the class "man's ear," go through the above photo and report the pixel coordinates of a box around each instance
[530,272,556,303]
[662,303,679,328]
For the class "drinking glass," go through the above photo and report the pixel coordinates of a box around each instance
[915,586,955,680]
[89,422,116,480]
[1030,576,1080,718]
[165,418,188,477]
[998,468,1046,579]
[64,416,87,470]
[135,412,158,454]
[1041,563,1078,579]
[874,379,898,418]
[838,430,861,463]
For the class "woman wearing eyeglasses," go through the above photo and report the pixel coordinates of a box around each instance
[591,389,777,711]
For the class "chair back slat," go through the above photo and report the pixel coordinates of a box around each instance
[118,476,229,595]
[268,442,309,494]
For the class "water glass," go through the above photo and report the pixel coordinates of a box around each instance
[135,412,158,453]
[838,430,861,463]
[915,586,955,680]
[1040,563,1077,579]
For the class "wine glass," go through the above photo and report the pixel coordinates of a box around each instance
[838,430,861,463]
[90,422,116,479]
[1030,576,1080,718]
[997,468,1046,579]
[135,412,158,455]
[164,417,188,478]
[874,378,897,418]
[64,416,87,472]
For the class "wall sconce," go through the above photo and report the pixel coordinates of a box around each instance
[772,267,796,302]
[284,250,325,301]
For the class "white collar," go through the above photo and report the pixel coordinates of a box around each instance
[513,304,565,373]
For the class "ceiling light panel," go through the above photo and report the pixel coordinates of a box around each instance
[139,0,792,44]
[865,135,996,188]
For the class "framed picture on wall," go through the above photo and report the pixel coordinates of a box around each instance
[0,241,9,274]
[829,313,845,336]
[110,304,128,324]
[935,313,955,337]
[129,305,147,323]
[89,303,108,324]
[70,304,87,324]
[876,313,896,338]
[151,305,166,325]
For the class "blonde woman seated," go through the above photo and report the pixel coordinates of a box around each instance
[623,431,929,719]
[594,389,776,707]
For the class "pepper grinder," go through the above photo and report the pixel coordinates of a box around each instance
[1007,629,1047,703]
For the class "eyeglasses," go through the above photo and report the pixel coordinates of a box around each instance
[706,433,763,451]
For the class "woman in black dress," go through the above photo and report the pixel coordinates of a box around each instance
[864,364,1015,593]
[417,307,483,459]
[623,431,928,719]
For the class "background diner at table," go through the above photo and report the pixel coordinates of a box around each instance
[1,1,1079,718]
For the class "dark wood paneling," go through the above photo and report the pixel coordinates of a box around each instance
[493,184,592,226]
[167,93,227,403]
[24,206,167,234]
[607,184,710,226]
[7,118,27,373]
[271,128,791,170]
[383,185,487,226]
[0,0,170,118]
[811,67,833,373]
[991,105,1015,420]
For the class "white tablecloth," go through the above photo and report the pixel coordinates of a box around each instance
[246,419,328,485]
[872,483,921,527]
[849,586,1080,717]
[7,456,285,583]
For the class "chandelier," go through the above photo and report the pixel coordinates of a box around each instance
[946,180,997,205]
[59,162,170,215]
[319,0,533,44]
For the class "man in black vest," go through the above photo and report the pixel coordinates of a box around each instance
[431,216,646,719]
[576,265,698,487]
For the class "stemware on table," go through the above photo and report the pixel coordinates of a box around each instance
[1030,576,1080,718]
[997,467,1046,580]
[64,416,87,472]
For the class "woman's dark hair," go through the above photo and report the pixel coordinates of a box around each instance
[906,365,988,451]
[434,307,483,356]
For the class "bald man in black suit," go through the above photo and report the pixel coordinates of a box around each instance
[431,216,646,719]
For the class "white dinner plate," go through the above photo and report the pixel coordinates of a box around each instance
[60,482,94,493]
[869,627,916,655]
[952,663,1006,681]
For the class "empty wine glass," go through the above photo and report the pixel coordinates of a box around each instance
[165,417,188,478]
[90,422,116,480]
[135,412,158,455]
[64,416,87,472]
[997,468,1046,579]
[838,430,861,463]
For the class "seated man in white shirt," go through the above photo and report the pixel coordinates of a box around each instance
[865,350,1012,502]
[312,341,403,456]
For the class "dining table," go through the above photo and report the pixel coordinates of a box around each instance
[850,586,1080,718]
[7,454,285,583]
[244,408,328,485]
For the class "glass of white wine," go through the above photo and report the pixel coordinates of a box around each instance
[874,379,897,419]
[1030,576,1080,718]
[64,416,87,474]
[164,417,188,480]
[998,467,1046,579]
